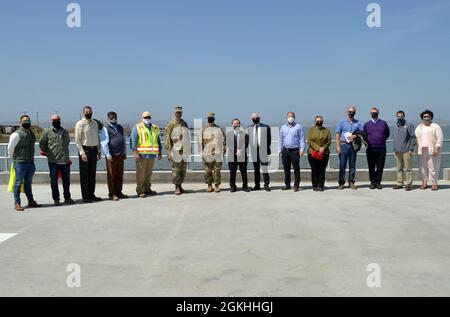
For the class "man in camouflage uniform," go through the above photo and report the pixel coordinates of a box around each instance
[199,112,226,193]
[164,106,191,195]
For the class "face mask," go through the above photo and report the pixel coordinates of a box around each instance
[109,119,117,125]
[287,117,295,124]
[85,113,93,120]
[252,118,260,124]
[143,119,151,125]
[371,113,379,119]
[348,112,355,119]
[22,122,31,129]
[423,118,432,123]
[207,117,215,124]
[397,118,406,126]
[52,120,61,129]
[316,121,323,127]
[234,125,240,130]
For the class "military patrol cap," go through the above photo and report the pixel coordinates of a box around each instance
[206,112,215,118]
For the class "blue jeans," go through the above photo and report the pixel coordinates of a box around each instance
[49,162,71,201]
[338,142,357,185]
[13,162,35,205]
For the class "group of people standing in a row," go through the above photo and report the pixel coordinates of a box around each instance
[7,105,444,211]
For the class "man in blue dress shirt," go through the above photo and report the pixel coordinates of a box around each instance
[279,112,305,192]
[335,106,363,190]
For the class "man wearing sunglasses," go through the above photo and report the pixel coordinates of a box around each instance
[130,111,162,198]
[335,106,363,190]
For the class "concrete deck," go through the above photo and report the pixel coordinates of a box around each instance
[1,182,450,297]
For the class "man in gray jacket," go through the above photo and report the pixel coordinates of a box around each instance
[393,110,416,191]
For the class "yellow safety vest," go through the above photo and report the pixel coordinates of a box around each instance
[136,122,160,155]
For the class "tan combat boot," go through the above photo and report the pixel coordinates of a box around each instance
[214,185,221,193]
[207,184,213,193]
[175,185,182,195]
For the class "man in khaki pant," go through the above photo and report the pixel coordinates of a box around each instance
[130,111,162,198]
[393,110,416,191]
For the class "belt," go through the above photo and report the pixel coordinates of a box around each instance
[83,146,97,150]
[284,148,299,151]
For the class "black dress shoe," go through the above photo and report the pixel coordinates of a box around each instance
[64,198,76,205]
[230,187,237,193]
[91,196,102,201]
[376,183,383,190]
[313,187,319,192]
[293,186,300,192]
[319,187,325,192]
[28,201,42,208]
[369,183,376,189]
[282,186,291,191]
[83,199,93,203]
[243,188,250,193]
[264,186,271,192]
[252,186,261,191]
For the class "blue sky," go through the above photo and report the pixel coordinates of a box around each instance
[0,0,449,126]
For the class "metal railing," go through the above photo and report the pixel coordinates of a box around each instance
[1,139,450,172]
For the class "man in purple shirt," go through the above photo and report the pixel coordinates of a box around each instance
[279,112,305,191]
[363,107,390,189]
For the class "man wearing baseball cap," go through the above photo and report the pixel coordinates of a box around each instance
[130,111,162,198]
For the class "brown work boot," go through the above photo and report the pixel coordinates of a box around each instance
[110,195,120,201]
[214,185,221,193]
[207,184,213,193]
[180,185,186,193]
[175,185,182,195]
[15,204,25,212]
[349,183,358,190]
[138,193,147,198]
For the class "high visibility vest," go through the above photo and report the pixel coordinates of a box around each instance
[136,122,160,155]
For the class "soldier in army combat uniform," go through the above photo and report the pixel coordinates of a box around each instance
[199,112,226,193]
[164,106,191,195]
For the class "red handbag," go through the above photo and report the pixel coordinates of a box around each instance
[311,150,324,160]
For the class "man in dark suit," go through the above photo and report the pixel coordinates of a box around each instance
[226,119,249,193]
[247,113,271,191]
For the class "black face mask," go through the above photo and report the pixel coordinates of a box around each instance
[52,120,61,129]
[348,112,355,119]
[316,121,323,127]
[397,118,406,126]
[371,113,379,119]
[207,117,215,124]
[22,123,31,130]
[85,113,93,119]
[252,118,260,125]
